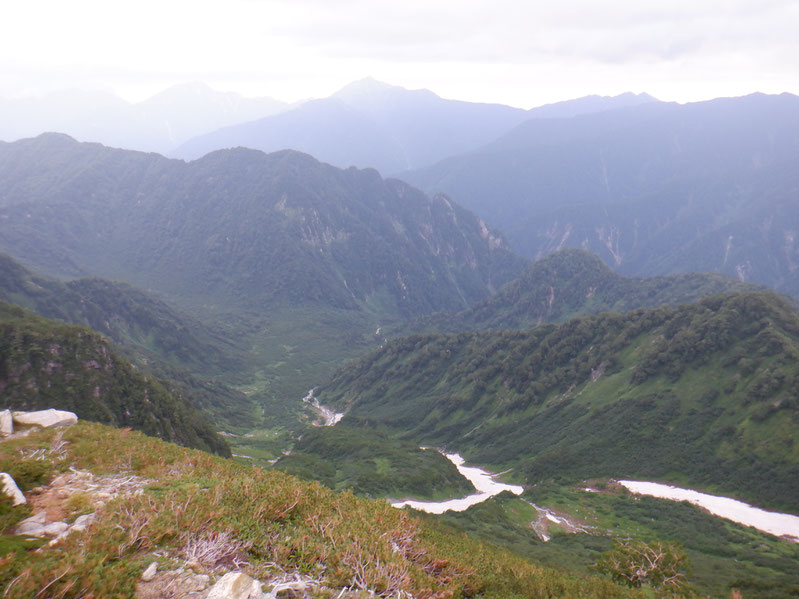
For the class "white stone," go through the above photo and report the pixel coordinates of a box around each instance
[43,521,69,536]
[141,562,158,582]
[18,512,46,525]
[12,409,78,429]
[72,513,94,528]
[16,522,46,536]
[264,581,309,599]
[206,572,262,599]
[0,472,26,506]
[0,409,13,435]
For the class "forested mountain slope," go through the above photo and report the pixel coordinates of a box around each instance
[405,249,759,334]
[320,291,799,512]
[0,134,525,318]
[0,302,230,456]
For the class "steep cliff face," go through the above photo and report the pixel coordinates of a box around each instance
[0,302,229,456]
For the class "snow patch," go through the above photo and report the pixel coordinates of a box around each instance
[391,452,523,514]
[619,480,799,542]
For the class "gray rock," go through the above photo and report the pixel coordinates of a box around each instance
[207,572,263,599]
[141,562,158,582]
[0,409,12,435]
[1,472,26,506]
[13,409,78,429]
[18,512,46,525]
[15,521,46,536]
[70,513,95,531]
[43,521,70,536]
[264,581,311,599]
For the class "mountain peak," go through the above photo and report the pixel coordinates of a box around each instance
[332,77,438,110]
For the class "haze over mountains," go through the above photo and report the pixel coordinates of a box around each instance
[403,92,799,295]
[0,82,287,154]
[174,78,658,172]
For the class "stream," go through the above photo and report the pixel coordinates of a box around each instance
[618,480,799,542]
[391,452,523,514]
[302,389,343,426]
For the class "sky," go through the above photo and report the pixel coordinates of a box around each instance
[2,0,798,108]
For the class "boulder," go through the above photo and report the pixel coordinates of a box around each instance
[141,562,158,582]
[43,521,70,537]
[206,572,263,599]
[0,409,12,435]
[12,409,78,429]
[0,472,26,506]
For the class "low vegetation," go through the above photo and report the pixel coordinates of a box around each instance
[275,421,475,500]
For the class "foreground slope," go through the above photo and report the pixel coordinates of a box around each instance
[320,291,799,512]
[0,421,638,598]
[404,93,799,295]
[0,134,524,318]
[0,302,229,456]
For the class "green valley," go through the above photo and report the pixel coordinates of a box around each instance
[320,291,799,512]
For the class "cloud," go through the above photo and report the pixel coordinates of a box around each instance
[0,0,797,105]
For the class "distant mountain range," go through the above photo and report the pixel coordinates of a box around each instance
[174,78,658,173]
[0,82,288,154]
[0,133,525,319]
[402,93,799,296]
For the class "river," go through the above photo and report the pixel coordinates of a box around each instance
[618,480,799,542]
[391,452,523,514]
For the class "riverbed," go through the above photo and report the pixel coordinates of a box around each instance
[302,389,344,426]
[391,452,523,514]
[618,480,799,542]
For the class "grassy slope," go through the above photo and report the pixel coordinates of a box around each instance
[0,422,639,599]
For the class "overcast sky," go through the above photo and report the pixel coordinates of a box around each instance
[2,0,798,108]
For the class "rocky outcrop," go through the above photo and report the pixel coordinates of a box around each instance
[13,468,149,547]
[0,409,13,435]
[1,472,26,505]
[135,569,330,599]
[12,409,78,429]
[206,572,262,599]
